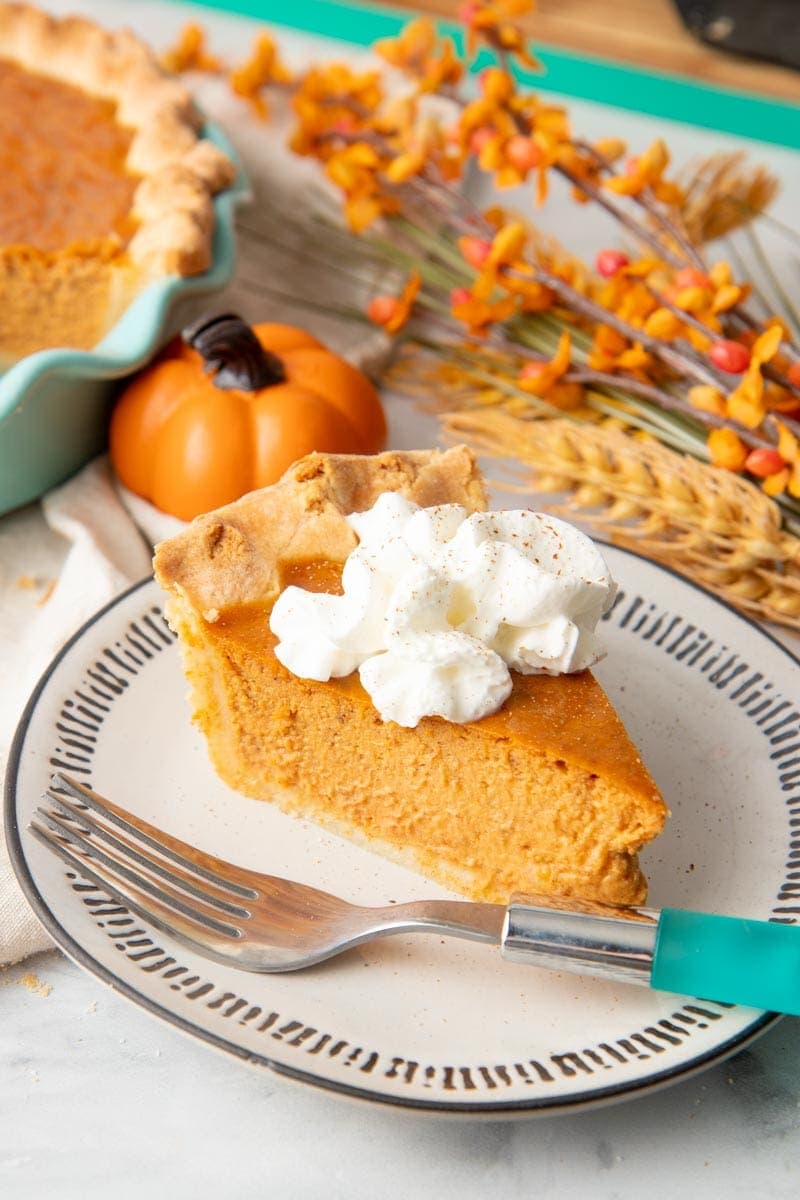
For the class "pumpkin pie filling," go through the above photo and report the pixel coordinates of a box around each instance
[0,3,236,365]
[0,58,138,250]
[0,56,140,361]
[154,447,668,907]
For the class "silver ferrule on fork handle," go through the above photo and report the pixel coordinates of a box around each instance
[500,894,659,986]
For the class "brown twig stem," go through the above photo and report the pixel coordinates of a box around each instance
[506,263,724,389]
[562,370,772,448]
[567,140,706,271]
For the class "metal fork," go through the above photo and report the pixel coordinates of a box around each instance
[29,775,800,1015]
[30,773,664,980]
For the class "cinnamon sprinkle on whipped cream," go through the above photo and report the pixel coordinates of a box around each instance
[270,495,616,727]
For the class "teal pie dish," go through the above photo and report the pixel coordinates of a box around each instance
[0,122,249,516]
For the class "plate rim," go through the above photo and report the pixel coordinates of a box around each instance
[4,546,792,1115]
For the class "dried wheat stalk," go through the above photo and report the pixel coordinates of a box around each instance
[678,152,780,245]
[444,408,800,630]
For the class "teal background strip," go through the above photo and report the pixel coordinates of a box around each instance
[186,0,800,149]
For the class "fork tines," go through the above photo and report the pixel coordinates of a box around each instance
[31,773,255,943]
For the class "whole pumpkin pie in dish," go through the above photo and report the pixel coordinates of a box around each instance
[154,447,667,906]
[0,3,235,364]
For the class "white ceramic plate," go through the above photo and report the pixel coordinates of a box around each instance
[5,547,798,1115]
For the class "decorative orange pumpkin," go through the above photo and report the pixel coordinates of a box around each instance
[109,314,387,520]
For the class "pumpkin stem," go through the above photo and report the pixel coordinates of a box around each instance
[182,313,285,391]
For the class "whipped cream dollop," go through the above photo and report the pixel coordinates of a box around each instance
[269,495,616,728]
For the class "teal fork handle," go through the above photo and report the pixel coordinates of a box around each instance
[652,908,800,1015]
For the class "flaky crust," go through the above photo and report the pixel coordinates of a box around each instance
[0,2,236,277]
[154,446,487,619]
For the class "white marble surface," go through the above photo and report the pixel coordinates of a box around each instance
[1,950,798,1200]
[3,0,800,1194]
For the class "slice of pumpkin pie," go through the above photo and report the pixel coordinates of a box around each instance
[154,446,667,906]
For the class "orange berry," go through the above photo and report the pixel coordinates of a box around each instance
[674,266,713,291]
[367,296,400,326]
[469,126,495,154]
[745,447,786,478]
[520,361,548,380]
[709,340,751,374]
[504,135,542,173]
[459,236,492,269]
[450,287,472,306]
[787,362,800,388]
[595,249,630,279]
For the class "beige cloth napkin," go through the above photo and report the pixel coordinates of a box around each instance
[0,459,155,964]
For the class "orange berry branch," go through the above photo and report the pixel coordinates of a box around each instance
[162,3,800,519]
[280,4,800,504]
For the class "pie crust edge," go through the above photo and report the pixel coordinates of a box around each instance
[0,2,237,279]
